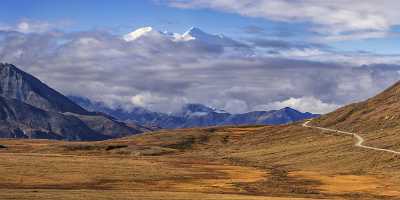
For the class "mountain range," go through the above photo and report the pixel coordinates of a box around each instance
[0,63,146,140]
[122,26,244,49]
[69,96,319,129]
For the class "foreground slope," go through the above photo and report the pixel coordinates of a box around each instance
[311,81,400,151]
[2,122,400,199]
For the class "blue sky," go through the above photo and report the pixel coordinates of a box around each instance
[1,0,400,114]
[4,0,397,53]
[2,0,246,33]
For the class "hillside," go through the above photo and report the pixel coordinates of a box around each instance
[311,81,400,151]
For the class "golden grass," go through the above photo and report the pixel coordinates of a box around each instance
[0,150,273,199]
[1,123,400,199]
[291,171,400,197]
[0,189,319,200]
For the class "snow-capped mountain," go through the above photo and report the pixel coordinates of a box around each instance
[123,26,156,41]
[176,103,228,117]
[123,26,241,47]
[69,96,319,129]
[178,27,242,46]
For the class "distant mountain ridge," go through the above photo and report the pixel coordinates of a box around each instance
[69,96,319,129]
[0,63,145,140]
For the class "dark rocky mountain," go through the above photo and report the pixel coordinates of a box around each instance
[0,96,107,140]
[69,96,319,129]
[222,107,317,125]
[171,103,230,128]
[0,63,144,140]
[0,64,88,114]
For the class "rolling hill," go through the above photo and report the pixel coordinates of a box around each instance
[311,80,400,151]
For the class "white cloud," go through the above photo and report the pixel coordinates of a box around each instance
[1,25,400,114]
[223,99,249,114]
[256,97,340,114]
[131,92,189,112]
[131,92,167,107]
[276,49,400,66]
[164,0,400,40]
[0,20,58,33]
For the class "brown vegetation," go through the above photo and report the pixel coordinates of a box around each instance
[4,81,400,199]
[1,123,400,199]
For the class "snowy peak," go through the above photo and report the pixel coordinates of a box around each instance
[180,27,209,41]
[183,104,214,113]
[172,103,228,117]
[123,26,182,42]
[177,104,216,117]
[184,27,205,35]
[123,26,239,46]
[179,27,230,44]
[123,26,157,41]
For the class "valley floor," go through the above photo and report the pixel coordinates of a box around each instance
[1,123,400,199]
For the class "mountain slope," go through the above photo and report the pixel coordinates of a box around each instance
[178,27,241,46]
[0,63,144,140]
[312,81,400,133]
[310,80,400,152]
[0,63,88,114]
[65,113,142,138]
[0,96,108,140]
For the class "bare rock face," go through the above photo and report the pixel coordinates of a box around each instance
[0,63,144,141]
[0,63,89,114]
[0,96,111,140]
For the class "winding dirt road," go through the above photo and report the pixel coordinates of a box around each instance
[303,120,400,155]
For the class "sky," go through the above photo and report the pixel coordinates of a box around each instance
[1,0,400,114]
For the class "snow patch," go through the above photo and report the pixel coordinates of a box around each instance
[123,26,155,41]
